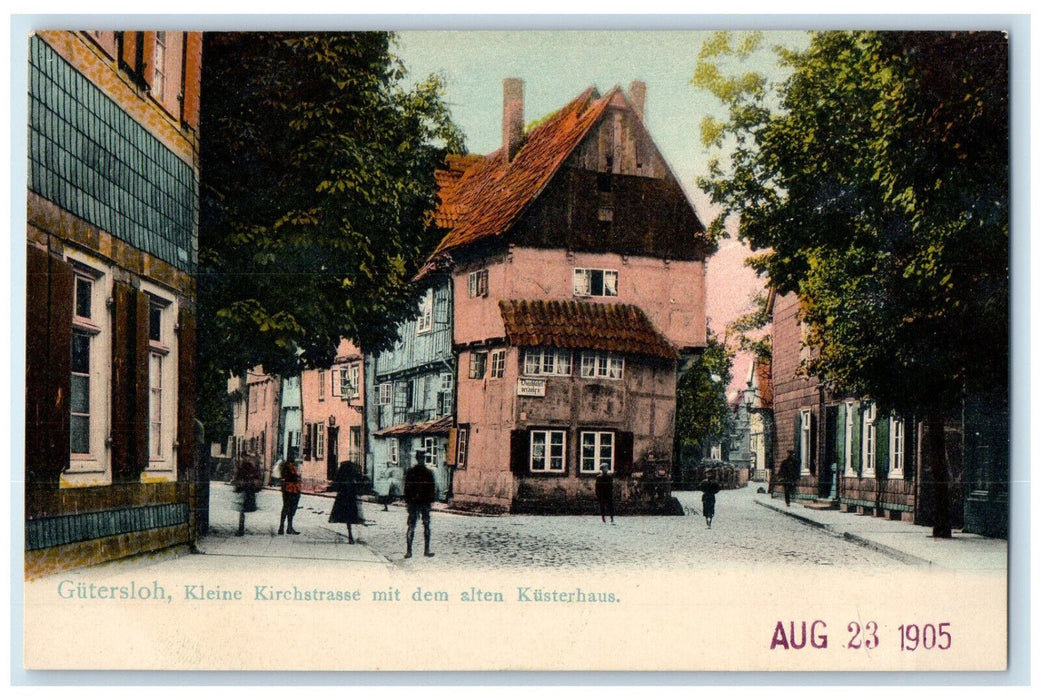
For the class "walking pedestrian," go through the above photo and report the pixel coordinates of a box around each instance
[404,451,436,558]
[780,449,799,507]
[277,459,302,535]
[329,461,364,544]
[231,458,261,536]
[595,462,615,524]
[697,473,721,528]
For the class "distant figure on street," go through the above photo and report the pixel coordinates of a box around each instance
[697,474,721,528]
[595,462,615,524]
[780,450,799,507]
[376,468,399,511]
[277,459,302,535]
[231,459,262,536]
[329,461,365,544]
[404,451,436,558]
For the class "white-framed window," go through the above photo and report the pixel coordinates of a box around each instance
[437,372,453,415]
[580,431,614,474]
[138,282,178,478]
[489,349,506,379]
[580,351,624,380]
[423,436,438,466]
[799,408,812,475]
[416,289,433,334]
[388,438,399,465]
[523,348,572,377]
[710,444,722,461]
[456,426,469,469]
[153,31,167,101]
[377,382,392,406]
[861,402,877,477]
[469,351,488,379]
[68,260,109,474]
[467,269,489,298]
[530,430,567,473]
[844,401,856,476]
[338,363,360,399]
[315,422,325,460]
[573,268,618,297]
[889,417,905,479]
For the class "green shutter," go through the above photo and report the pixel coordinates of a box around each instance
[792,413,802,466]
[875,415,890,479]
[835,403,847,473]
[850,402,862,476]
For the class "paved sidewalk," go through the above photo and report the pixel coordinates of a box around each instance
[754,491,1007,571]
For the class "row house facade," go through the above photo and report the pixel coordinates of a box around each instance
[365,270,455,502]
[770,291,1007,537]
[225,369,281,484]
[25,30,203,575]
[430,79,712,514]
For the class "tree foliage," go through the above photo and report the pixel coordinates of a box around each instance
[726,290,772,362]
[675,334,735,451]
[197,32,464,439]
[694,31,1008,418]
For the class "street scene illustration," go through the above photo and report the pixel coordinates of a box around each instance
[23,27,1008,627]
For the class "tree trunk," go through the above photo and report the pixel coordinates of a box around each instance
[921,414,952,538]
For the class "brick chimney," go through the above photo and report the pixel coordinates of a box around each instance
[502,78,524,161]
[629,80,646,121]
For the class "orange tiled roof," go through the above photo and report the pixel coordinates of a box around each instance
[374,414,453,438]
[499,299,677,360]
[432,86,614,255]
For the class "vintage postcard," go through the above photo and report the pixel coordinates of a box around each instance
[16,21,1017,675]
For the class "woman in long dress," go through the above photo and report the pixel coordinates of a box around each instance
[329,461,364,544]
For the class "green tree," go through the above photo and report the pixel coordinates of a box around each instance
[198,32,464,441]
[675,333,735,457]
[695,31,1008,537]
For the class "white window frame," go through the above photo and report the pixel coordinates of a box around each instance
[861,402,877,478]
[388,438,399,465]
[580,430,614,474]
[467,269,489,298]
[799,408,812,475]
[437,372,454,416]
[489,348,506,379]
[469,350,488,379]
[844,401,856,476]
[66,258,110,476]
[318,370,326,400]
[153,31,167,101]
[889,416,905,479]
[144,291,176,474]
[522,348,573,377]
[530,430,566,473]
[315,421,325,460]
[423,436,438,466]
[580,351,624,380]
[339,363,360,400]
[456,426,469,469]
[377,382,392,406]
[416,289,433,335]
[573,268,619,297]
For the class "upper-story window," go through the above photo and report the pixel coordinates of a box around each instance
[416,289,433,335]
[580,351,624,380]
[573,268,618,297]
[523,348,572,377]
[336,363,360,400]
[469,351,488,379]
[489,349,506,379]
[318,370,326,400]
[467,269,489,298]
[377,383,392,406]
[153,31,168,101]
[437,372,453,415]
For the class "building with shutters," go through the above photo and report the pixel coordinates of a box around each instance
[365,269,455,503]
[431,79,713,514]
[25,30,203,576]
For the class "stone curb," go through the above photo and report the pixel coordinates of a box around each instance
[754,496,934,567]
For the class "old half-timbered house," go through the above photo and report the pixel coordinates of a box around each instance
[25,31,203,575]
[432,79,712,514]
[365,269,455,502]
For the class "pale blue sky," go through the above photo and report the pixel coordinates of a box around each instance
[394,30,811,223]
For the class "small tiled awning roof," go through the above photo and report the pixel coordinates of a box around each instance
[499,299,678,360]
[374,415,453,438]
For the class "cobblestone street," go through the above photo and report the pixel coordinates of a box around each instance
[198,482,910,572]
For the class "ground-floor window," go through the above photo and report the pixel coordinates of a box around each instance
[530,430,566,472]
[800,408,812,475]
[889,417,905,479]
[455,426,469,469]
[580,431,614,473]
[861,402,877,477]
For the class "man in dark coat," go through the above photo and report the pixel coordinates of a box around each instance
[404,451,436,558]
[595,462,615,524]
[780,450,799,507]
[329,461,364,544]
